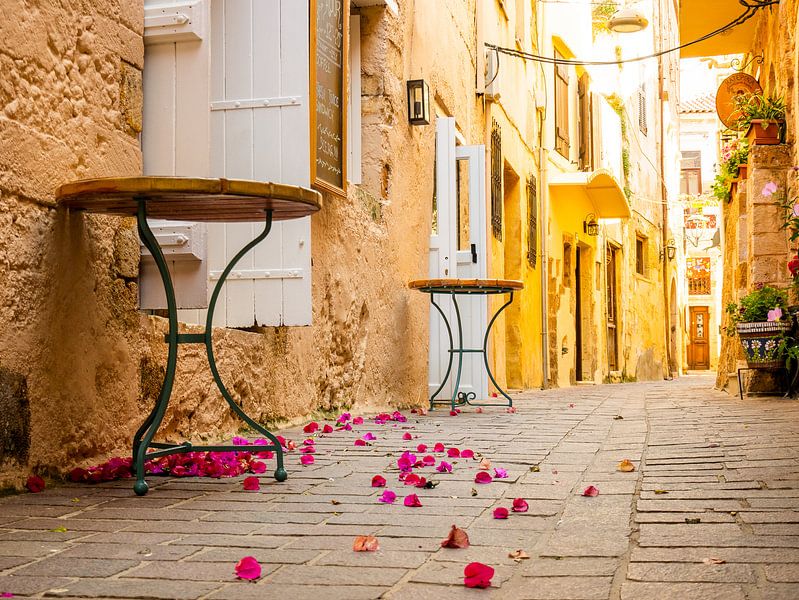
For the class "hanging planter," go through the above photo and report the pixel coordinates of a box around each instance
[745,119,784,146]
[736,321,791,369]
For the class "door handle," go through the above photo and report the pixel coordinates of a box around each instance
[471,243,477,264]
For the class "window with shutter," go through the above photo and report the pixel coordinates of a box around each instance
[554,51,570,158]
[527,175,537,267]
[491,120,503,240]
[638,83,648,136]
[578,73,593,172]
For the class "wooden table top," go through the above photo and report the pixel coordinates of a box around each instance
[408,278,524,294]
[56,176,322,223]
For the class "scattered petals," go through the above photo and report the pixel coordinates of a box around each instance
[437,461,453,473]
[617,459,636,472]
[404,473,423,486]
[508,549,530,562]
[363,432,377,441]
[582,485,599,497]
[461,449,475,459]
[474,472,493,484]
[506,407,517,414]
[353,535,380,552]
[493,507,509,519]
[478,458,492,470]
[371,475,387,487]
[404,494,423,507]
[354,439,367,446]
[464,562,494,588]
[322,424,334,434]
[433,443,446,453]
[475,407,483,413]
[353,416,364,425]
[234,556,261,580]
[0,594,12,599]
[300,446,315,454]
[417,444,428,453]
[449,410,458,416]
[447,448,461,458]
[422,455,436,466]
[249,461,267,474]
[232,436,250,445]
[300,455,315,465]
[494,468,508,479]
[702,557,726,565]
[242,476,260,491]
[303,422,319,434]
[418,408,428,415]
[337,413,351,424]
[403,432,413,441]
[441,524,470,548]
[26,475,45,493]
[378,490,397,503]
[512,498,529,512]
[287,440,297,450]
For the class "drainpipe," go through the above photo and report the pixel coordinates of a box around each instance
[656,0,673,378]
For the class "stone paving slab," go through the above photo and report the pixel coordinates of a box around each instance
[4,377,799,598]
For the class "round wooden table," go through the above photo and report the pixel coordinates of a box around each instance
[408,278,523,410]
[56,176,322,495]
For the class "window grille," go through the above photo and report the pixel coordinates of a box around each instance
[527,175,537,267]
[491,120,503,240]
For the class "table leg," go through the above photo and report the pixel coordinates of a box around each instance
[429,294,455,410]
[479,292,515,407]
[449,295,467,411]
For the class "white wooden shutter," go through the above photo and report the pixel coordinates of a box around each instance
[140,0,312,327]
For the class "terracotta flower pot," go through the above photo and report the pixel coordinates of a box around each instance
[745,119,784,146]
[736,321,791,370]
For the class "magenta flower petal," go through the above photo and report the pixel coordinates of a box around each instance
[353,416,364,425]
[300,455,315,465]
[433,443,445,453]
[303,422,319,434]
[300,446,315,454]
[249,461,267,474]
[232,436,250,446]
[461,449,475,459]
[243,476,260,491]
[378,490,397,503]
[422,455,436,466]
[474,472,493,484]
[25,475,45,493]
[372,475,387,487]
[494,468,508,479]
[464,562,494,588]
[354,439,367,446]
[447,448,461,458]
[403,432,413,441]
[404,493,423,507]
[436,461,453,473]
[322,424,334,434]
[512,498,529,512]
[363,432,377,441]
[493,507,509,519]
[582,485,599,497]
[417,444,428,453]
[234,556,262,580]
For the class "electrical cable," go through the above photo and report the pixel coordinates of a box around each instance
[485,0,779,67]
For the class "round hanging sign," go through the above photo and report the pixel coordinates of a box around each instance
[715,72,762,131]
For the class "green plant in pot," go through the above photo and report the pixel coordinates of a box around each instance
[734,92,786,145]
[727,285,791,369]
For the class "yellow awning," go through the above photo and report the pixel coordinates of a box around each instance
[548,169,631,219]
[679,0,757,58]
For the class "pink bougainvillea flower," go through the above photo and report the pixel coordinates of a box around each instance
[493,507,509,519]
[340,423,353,431]
[478,458,492,470]
[447,448,461,458]
[441,524,470,548]
[461,449,475,459]
[249,460,267,474]
[512,498,529,512]
[762,181,778,197]
[363,432,377,441]
[417,444,428,453]
[404,494,423,507]
[322,424,334,434]
[494,468,508,479]
[256,450,274,460]
[234,556,262,580]
[582,485,599,497]
[404,473,424,486]
[303,422,319,434]
[303,438,315,446]
[378,490,397,503]
[352,535,380,552]
[474,471,493,484]
[26,475,45,493]
[232,436,250,445]
[287,440,297,451]
[69,467,89,483]
[433,443,446,453]
[397,452,417,471]
[449,410,458,416]
[337,412,351,423]
[372,475,387,487]
[300,455,315,465]
[437,461,453,473]
[276,435,287,448]
[402,432,413,441]
[1,593,13,598]
[300,446,315,454]
[242,476,260,491]
[354,439,367,446]
[392,411,407,422]
[353,416,364,425]
[506,407,517,414]
[464,562,494,588]
[422,455,436,466]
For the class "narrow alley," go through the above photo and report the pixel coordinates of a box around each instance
[2,377,799,599]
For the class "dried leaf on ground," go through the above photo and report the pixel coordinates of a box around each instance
[702,557,726,565]
[654,489,668,494]
[353,535,380,552]
[530,465,540,472]
[617,459,636,472]
[441,524,470,549]
[508,549,530,562]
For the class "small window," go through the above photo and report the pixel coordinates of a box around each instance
[638,84,648,136]
[635,236,645,275]
[554,50,570,158]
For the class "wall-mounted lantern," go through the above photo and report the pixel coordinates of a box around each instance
[407,79,430,125]
[660,239,677,261]
[583,213,599,237]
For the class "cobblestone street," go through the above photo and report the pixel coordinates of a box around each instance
[2,376,799,599]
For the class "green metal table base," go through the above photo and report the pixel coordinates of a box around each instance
[132,199,286,495]
[429,292,515,410]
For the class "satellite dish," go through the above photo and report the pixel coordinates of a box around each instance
[715,72,762,131]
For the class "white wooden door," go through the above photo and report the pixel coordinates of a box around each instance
[428,117,488,399]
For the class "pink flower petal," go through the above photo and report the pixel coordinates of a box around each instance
[403,473,423,486]
[433,443,445,453]
[300,455,315,465]
[506,407,517,413]
[232,436,250,445]
[475,407,483,413]
[512,498,529,512]
[404,494,423,507]
[337,412,351,423]
[287,440,297,450]
[449,410,458,416]
[493,507,509,519]
[322,424,334,434]
[403,432,413,441]
[464,562,494,588]
[353,416,364,425]
[417,444,428,453]
[447,448,461,458]
[234,556,262,580]
[422,455,436,466]
[26,475,45,493]
[478,458,492,470]
[378,490,397,503]
[474,471,493,484]
[353,535,380,552]
[494,468,508,479]
[363,432,377,441]
[436,461,453,473]
[461,449,475,459]
[303,422,319,434]
[249,461,267,474]
[371,475,387,487]
[354,439,367,446]
[582,485,599,497]
[242,476,260,491]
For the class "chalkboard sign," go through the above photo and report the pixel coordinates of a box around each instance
[310,0,348,196]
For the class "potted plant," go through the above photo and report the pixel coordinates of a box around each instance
[727,285,791,369]
[734,92,786,146]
